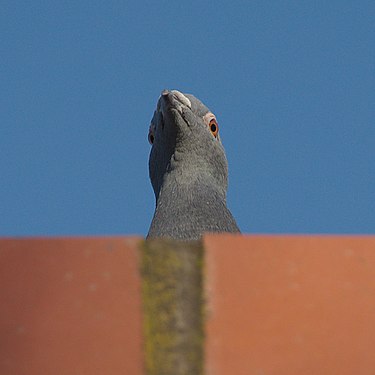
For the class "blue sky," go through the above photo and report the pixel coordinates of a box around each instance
[1,1,374,236]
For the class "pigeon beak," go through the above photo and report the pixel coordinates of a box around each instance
[156,90,194,132]
[159,90,192,111]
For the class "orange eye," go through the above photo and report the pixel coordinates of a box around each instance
[209,118,219,138]
[148,126,155,145]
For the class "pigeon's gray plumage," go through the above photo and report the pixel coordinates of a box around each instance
[147,89,240,240]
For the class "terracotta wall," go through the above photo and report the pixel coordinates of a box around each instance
[1,235,375,374]
[0,237,143,375]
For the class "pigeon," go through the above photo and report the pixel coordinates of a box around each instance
[147,89,240,240]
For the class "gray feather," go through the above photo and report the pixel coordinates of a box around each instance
[147,90,240,240]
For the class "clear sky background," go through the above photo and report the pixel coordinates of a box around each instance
[1,1,374,236]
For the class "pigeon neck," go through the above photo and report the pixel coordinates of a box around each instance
[155,169,227,206]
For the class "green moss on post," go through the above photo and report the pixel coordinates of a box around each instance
[141,239,204,375]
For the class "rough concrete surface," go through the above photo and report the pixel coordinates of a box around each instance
[142,239,204,375]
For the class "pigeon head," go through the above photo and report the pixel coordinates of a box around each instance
[148,90,228,200]
[147,90,240,240]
